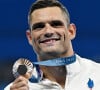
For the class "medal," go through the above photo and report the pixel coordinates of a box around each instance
[12,54,76,82]
[12,58,42,82]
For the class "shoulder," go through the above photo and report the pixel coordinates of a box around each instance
[76,54,100,88]
[76,54,100,79]
[76,54,100,69]
[4,81,44,90]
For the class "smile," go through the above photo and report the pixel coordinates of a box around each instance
[39,38,60,44]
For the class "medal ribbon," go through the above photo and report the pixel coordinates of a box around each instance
[33,54,76,66]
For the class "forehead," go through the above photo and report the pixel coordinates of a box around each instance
[30,7,66,24]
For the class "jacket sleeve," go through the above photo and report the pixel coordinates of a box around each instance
[4,83,12,90]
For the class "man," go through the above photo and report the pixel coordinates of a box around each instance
[4,0,100,90]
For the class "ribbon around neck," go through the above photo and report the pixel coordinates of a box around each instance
[33,54,76,66]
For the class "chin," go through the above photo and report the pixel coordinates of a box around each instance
[42,49,64,55]
[38,45,65,54]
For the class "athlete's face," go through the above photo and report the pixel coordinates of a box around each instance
[26,7,76,58]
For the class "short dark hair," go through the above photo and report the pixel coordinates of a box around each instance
[28,0,70,28]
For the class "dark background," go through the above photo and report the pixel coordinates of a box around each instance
[0,0,100,89]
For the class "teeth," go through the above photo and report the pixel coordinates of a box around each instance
[40,38,60,43]
[44,39,56,44]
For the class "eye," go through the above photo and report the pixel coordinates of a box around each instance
[50,20,64,28]
[32,23,45,30]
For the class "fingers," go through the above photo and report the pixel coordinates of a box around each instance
[13,76,28,84]
[23,72,32,79]
[10,87,29,90]
[10,76,29,90]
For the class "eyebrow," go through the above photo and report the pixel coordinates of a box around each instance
[50,20,64,26]
[32,22,45,30]
[31,20,64,30]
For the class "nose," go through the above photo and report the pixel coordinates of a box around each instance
[44,23,54,37]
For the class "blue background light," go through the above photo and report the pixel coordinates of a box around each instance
[0,0,100,89]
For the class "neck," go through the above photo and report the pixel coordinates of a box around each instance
[40,65,67,88]
[37,49,74,87]
[38,51,74,61]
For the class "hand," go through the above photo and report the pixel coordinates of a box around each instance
[10,76,29,90]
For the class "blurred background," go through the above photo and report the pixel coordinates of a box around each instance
[0,0,100,89]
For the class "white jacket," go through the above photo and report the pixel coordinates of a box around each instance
[4,55,100,90]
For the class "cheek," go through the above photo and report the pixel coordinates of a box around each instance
[32,38,38,48]
[30,33,37,47]
[61,32,70,44]
[32,38,39,52]
[31,33,40,47]
[59,30,67,41]
[64,29,70,38]
[32,31,42,40]
[31,32,38,41]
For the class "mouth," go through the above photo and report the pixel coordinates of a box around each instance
[39,38,60,44]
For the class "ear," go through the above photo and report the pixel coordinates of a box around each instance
[26,30,33,45]
[68,23,76,40]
